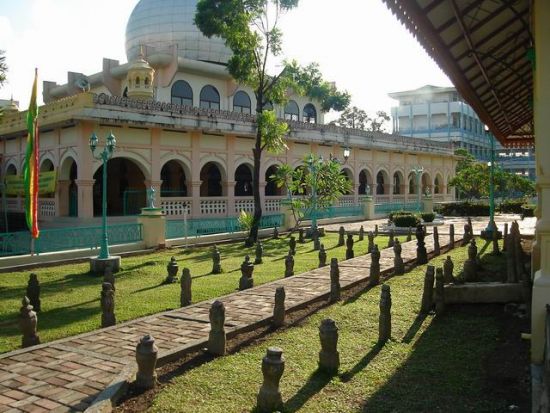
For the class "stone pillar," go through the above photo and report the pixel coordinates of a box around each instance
[191,181,202,218]
[379,284,392,343]
[100,282,116,328]
[56,180,70,217]
[280,200,296,231]
[180,268,192,307]
[273,287,285,327]
[259,182,267,212]
[226,181,236,216]
[19,297,40,348]
[422,195,433,213]
[135,335,158,389]
[318,319,340,374]
[26,273,41,312]
[208,300,226,356]
[420,265,435,314]
[369,245,381,286]
[330,258,341,302]
[362,196,375,220]
[75,179,94,219]
[138,207,166,249]
[256,347,285,413]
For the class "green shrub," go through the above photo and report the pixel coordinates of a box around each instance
[436,201,490,216]
[498,199,525,214]
[389,211,414,221]
[421,212,435,223]
[521,204,536,217]
[393,214,419,228]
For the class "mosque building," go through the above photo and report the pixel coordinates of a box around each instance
[0,0,456,227]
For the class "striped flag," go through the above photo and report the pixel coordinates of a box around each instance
[23,69,39,239]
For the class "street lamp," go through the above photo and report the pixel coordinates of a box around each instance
[411,165,424,211]
[89,131,116,260]
[482,130,498,239]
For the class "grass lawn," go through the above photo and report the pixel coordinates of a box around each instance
[150,243,514,413]
[0,232,405,354]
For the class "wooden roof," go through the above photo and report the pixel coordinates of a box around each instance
[382,0,534,147]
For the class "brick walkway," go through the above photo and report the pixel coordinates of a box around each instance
[0,231,453,413]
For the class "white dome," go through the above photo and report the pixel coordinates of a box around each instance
[125,0,232,64]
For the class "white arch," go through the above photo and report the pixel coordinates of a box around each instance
[39,152,56,171]
[4,159,19,175]
[200,155,228,181]
[160,153,192,180]
[92,151,151,179]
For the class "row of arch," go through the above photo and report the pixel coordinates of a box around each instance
[170,80,318,123]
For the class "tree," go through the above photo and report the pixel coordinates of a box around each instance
[271,154,352,229]
[195,0,350,245]
[333,107,390,132]
[0,50,6,89]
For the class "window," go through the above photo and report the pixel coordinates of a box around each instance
[200,85,220,110]
[171,80,193,106]
[135,77,140,87]
[284,100,299,121]
[233,91,251,114]
[303,103,317,123]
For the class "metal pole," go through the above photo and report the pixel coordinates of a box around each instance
[311,159,317,233]
[99,150,110,259]
[485,133,496,236]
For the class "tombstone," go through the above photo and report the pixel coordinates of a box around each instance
[393,239,405,275]
[239,255,255,291]
[103,267,115,291]
[18,296,40,348]
[345,234,355,260]
[378,284,392,343]
[330,258,341,302]
[374,224,379,236]
[463,239,478,282]
[462,223,472,246]
[256,347,285,413]
[369,245,381,286]
[26,273,41,312]
[208,300,226,356]
[434,268,445,315]
[415,224,428,265]
[288,236,297,256]
[367,231,375,253]
[420,265,435,314]
[387,229,395,248]
[284,251,294,277]
[358,225,365,241]
[467,216,473,233]
[298,228,305,243]
[318,319,340,374]
[211,245,222,274]
[433,226,440,256]
[312,230,321,251]
[254,241,264,265]
[180,268,192,307]
[449,224,455,249]
[443,256,454,284]
[338,226,345,246]
[273,226,279,239]
[273,287,285,327]
[503,222,509,251]
[135,334,158,389]
[407,227,412,242]
[164,256,179,284]
[318,244,327,268]
[101,282,116,328]
[492,228,500,255]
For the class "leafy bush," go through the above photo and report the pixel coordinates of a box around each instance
[521,204,536,217]
[498,199,525,214]
[237,210,254,231]
[436,201,490,216]
[389,211,414,221]
[421,212,435,223]
[392,213,419,228]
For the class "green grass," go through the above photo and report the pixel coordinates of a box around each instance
[0,233,405,354]
[150,244,509,413]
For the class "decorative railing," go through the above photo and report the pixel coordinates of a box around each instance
[38,198,56,217]
[265,197,283,213]
[161,198,192,216]
[165,213,284,239]
[338,196,356,207]
[303,205,363,220]
[375,201,421,214]
[235,197,254,214]
[200,198,227,215]
[6,198,21,211]
[0,223,143,257]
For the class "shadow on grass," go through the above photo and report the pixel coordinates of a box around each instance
[401,313,428,344]
[340,342,384,383]
[283,369,334,413]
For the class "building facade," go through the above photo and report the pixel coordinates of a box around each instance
[0,0,456,228]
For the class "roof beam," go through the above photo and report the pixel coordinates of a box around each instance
[435,0,485,34]
[422,0,447,16]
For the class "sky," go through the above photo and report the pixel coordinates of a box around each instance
[0,0,453,122]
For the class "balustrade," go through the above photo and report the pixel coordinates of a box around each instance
[200,198,227,215]
[264,197,284,213]
[161,198,192,216]
[234,197,255,214]
[38,199,56,218]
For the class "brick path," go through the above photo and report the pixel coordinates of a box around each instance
[0,231,453,413]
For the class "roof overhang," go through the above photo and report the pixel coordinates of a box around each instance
[381,0,534,147]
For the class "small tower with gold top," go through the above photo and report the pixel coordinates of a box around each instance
[126,46,155,100]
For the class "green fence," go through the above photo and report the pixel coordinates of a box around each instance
[302,205,363,220]
[374,201,421,214]
[165,214,284,239]
[0,223,143,257]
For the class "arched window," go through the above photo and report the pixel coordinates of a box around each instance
[359,170,372,195]
[200,85,220,110]
[40,159,54,172]
[376,171,386,195]
[200,162,223,196]
[144,77,150,87]
[161,160,188,197]
[265,165,281,196]
[135,77,140,87]
[233,91,251,114]
[5,164,17,176]
[284,100,299,121]
[408,173,416,194]
[171,80,193,106]
[235,164,253,196]
[393,172,402,195]
[303,103,317,123]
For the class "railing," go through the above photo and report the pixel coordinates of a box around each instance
[161,198,192,216]
[122,190,147,216]
[338,196,356,207]
[235,197,254,214]
[200,198,227,215]
[375,201,421,214]
[0,223,143,257]
[6,198,21,211]
[165,213,284,239]
[38,198,56,217]
[303,204,363,220]
[265,197,284,213]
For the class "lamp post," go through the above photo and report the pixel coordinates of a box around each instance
[411,166,424,211]
[89,131,116,260]
[482,131,498,239]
